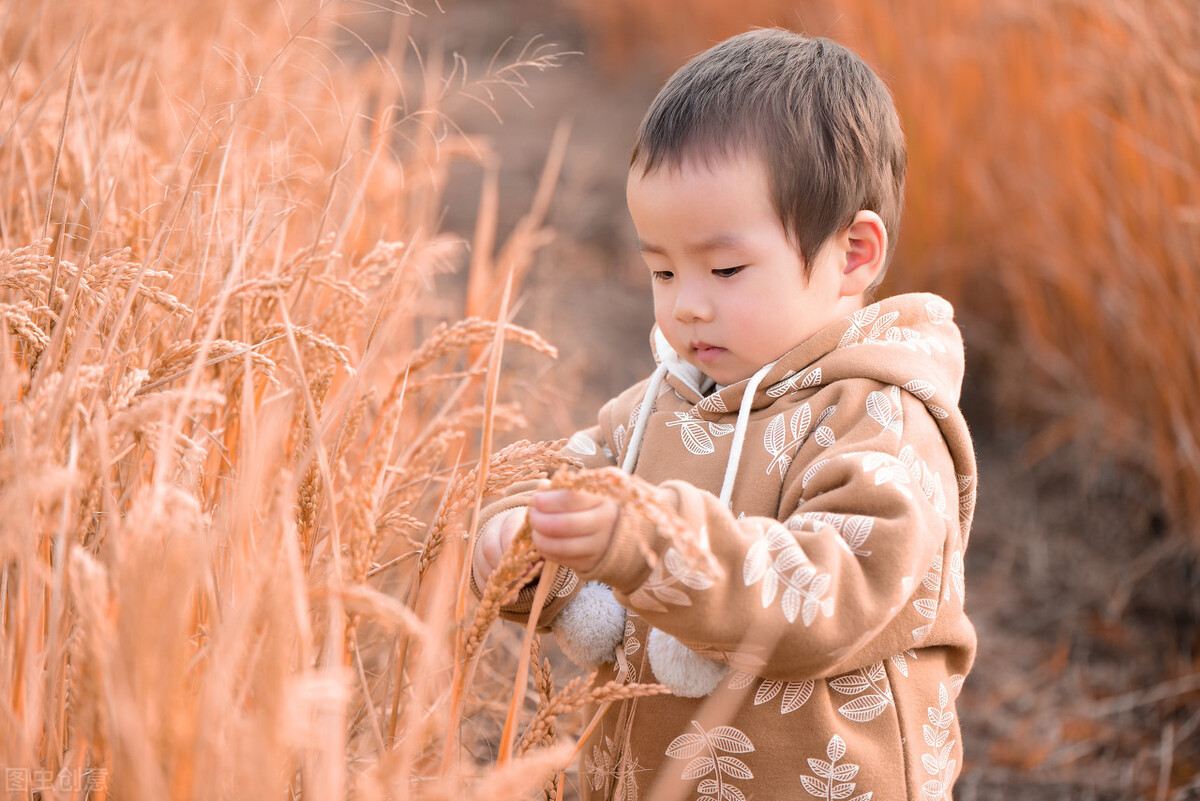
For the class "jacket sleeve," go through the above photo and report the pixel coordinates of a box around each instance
[576,387,965,681]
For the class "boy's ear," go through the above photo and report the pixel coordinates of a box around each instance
[838,210,887,297]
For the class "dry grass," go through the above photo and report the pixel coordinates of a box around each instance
[0,1,642,797]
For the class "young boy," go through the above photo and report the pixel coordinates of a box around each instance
[474,29,976,801]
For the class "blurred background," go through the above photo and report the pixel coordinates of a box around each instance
[416,1,1200,797]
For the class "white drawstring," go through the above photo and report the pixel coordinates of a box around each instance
[620,356,776,511]
[621,363,669,474]
[718,361,776,508]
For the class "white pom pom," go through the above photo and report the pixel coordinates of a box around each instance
[647,628,727,697]
[551,582,626,668]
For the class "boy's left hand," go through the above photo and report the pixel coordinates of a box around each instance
[529,489,619,573]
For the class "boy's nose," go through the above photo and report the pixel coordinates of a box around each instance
[673,285,713,322]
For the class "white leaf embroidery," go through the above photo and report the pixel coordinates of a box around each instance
[666,548,715,591]
[814,426,836,447]
[681,756,716,780]
[800,735,872,800]
[914,598,939,619]
[802,458,830,490]
[919,681,958,801]
[839,694,890,723]
[680,421,715,455]
[926,298,953,324]
[903,379,936,401]
[666,733,705,760]
[727,671,756,690]
[866,390,899,433]
[765,414,786,459]
[831,664,894,724]
[567,431,597,455]
[717,755,753,780]
[781,680,814,713]
[666,722,755,799]
[742,524,833,625]
[667,410,716,456]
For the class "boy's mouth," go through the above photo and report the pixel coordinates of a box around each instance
[691,342,726,362]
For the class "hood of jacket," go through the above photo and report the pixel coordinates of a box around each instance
[651,292,965,419]
[625,293,973,510]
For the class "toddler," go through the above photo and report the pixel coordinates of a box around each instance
[474,28,977,801]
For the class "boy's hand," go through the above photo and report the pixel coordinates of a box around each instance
[472,507,527,586]
[529,489,619,574]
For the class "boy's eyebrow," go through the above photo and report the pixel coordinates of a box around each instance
[637,232,750,256]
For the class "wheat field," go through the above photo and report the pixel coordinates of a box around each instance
[0,1,642,797]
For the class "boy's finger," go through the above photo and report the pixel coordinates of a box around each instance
[532,488,605,513]
[529,506,609,539]
[531,529,603,571]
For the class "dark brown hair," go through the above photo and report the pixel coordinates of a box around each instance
[630,29,906,286]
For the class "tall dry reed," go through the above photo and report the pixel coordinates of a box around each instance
[0,1,634,797]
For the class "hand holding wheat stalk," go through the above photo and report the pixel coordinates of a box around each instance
[546,466,724,581]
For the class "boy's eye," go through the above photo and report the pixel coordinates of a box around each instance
[651,270,674,282]
[713,266,745,278]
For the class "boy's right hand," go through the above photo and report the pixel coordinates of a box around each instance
[472,507,528,586]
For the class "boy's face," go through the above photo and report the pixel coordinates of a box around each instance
[627,153,854,385]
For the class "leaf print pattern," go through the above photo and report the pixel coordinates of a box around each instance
[624,617,641,657]
[667,410,734,456]
[866,386,903,436]
[669,410,716,456]
[945,550,965,603]
[813,404,838,448]
[764,404,812,477]
[920,682,958,801]
[911,559,940,642]
[726,671,757,691]
[830,662,895,723]
[838,301,949,355]
[665,722,754,801]
[837,303,898,350]
[897,445,949,519]
[754,678,814,714]
[902,379,936,402]
[902,378,949,420]
[861,453,913,491]
[627,546,712,612]
[666,547,717,591]
[889,649,918,677]
[925,297,953,325]
[767,366,822,398]
[788,512,874,557]
[567,431,598,456]
[957,474,976,532]
[800,734,873,800]
[612,401,641,465]
[743,524,835,625]
[802,458,831,490]
[587,735,642,801]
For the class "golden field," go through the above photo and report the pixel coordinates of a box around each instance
[2,1,1198,799]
